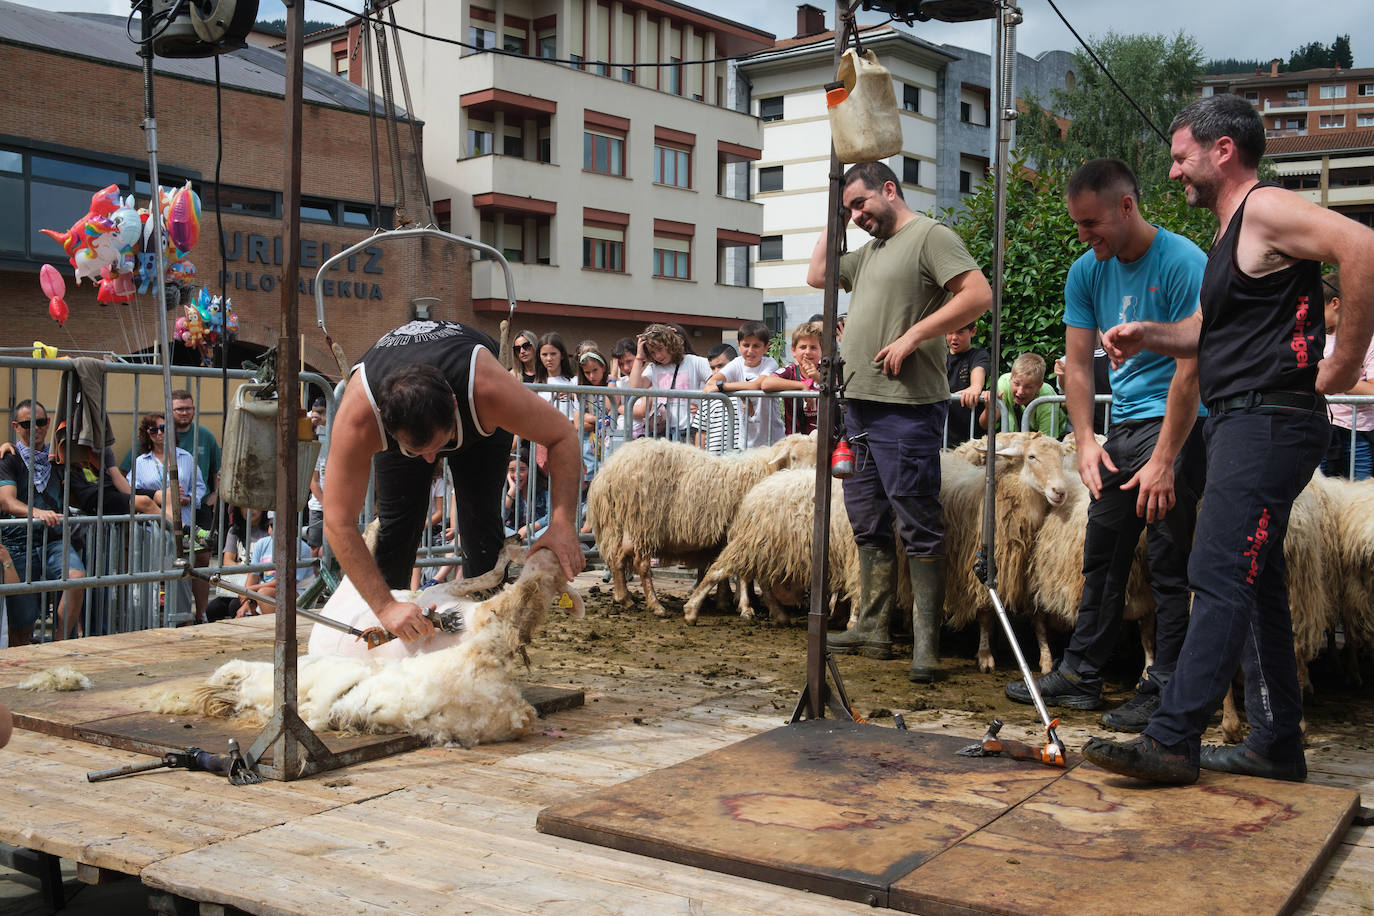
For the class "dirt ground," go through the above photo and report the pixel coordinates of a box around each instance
[533,570,1374,751]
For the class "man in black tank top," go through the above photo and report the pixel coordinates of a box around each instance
[1086,95,1374,785]
[325,320,585,644]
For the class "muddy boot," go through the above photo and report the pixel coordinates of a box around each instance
[908,556,947,683]
[827,547,896,659]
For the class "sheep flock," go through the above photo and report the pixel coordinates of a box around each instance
[590,430,1374,697]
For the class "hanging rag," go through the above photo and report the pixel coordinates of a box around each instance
[54,357,116,469]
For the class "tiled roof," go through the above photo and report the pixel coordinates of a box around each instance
[1266,129,1374,156]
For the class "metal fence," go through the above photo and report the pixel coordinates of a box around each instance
[0,356,336,643]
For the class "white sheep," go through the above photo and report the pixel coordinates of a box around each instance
[588,433,816,618]
[1026,462,1158,677]
[154,548,581,747]
[681,469,857,625]
[940,433,1070,673]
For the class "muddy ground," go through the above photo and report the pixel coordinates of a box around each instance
[531,570,1374,751]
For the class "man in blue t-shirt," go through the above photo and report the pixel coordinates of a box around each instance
[1006,159,1207,731]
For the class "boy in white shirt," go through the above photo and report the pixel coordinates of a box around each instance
[704,320,785,448]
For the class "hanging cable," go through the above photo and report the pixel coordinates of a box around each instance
[1044,0,1168,145]
[370,11,409,227]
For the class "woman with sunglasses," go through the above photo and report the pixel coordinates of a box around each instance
[509,329,540,383]
[131,412,205,535]
[325,319,585,643]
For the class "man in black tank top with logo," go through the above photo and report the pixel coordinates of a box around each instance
[325,320,585,643]
[1085,95,1374,785]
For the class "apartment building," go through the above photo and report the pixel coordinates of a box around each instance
[737,5,1073,332]
[1201,64,1374,227]
[305,0,774,347]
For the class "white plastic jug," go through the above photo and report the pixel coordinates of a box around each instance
[828,48,903,164]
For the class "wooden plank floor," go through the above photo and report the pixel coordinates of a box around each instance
[0,618,1370,915]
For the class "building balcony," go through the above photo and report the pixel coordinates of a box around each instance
[1267,128,1309,138]
[454,155,565,207]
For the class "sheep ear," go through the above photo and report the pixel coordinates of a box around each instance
[993,436,1026,459]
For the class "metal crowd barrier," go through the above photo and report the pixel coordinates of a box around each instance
[0,356,337,643]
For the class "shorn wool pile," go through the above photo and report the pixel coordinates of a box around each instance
[154,547,582,747]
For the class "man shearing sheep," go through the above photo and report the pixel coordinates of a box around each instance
[324,320,583,643]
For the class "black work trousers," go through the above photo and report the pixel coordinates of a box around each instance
[1145,405,1328,764]
[1061,416,1206,693]
[371,428,513,588]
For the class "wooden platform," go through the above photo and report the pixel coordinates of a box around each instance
[537,719,1358,913]
[0,617,1371,915]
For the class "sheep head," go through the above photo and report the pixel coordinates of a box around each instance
[765,432,818,470]
[969,432,1069,507]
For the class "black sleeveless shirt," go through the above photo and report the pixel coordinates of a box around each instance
[1197,183,1324,403]
[353,320,499,454]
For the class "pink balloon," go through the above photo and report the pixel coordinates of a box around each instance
[166,185,201,253]
[39,264,65,300]
[48,297,69,326]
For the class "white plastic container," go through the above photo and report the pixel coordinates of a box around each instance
[828,48,903,164]
[220,383,320,511]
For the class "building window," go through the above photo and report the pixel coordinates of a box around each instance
[654,145,691,188]
[758,166,783,193]
[621,68,634,83]
[758,235,782,261]
[503,28,526,54]
[537,30,557,58]
[903,84,919,113]
[960,101,972,122]
[1359,113,1374,127]
[1361,83,1374,96]
[1284,117,1306,130]
[1319,85,1347,100]
[469,26,495,50]
[653,237,691,279]
[1244,91,1259,104]
[434,199,451,233]
[902,157,920,186]
[668,59,682,95]
[583,225,625,272]
[759,96,783,122]
[591,61,609,77]
[503,132,523,157]
[1320,114,1346,129]
[763,301,785,339]
[568,52,583,70]
[584,131,625,175]
[959,170,973,194]
[466,128,493,157]
[333,50,348,79]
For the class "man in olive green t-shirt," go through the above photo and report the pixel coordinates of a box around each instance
[806,161,991,683]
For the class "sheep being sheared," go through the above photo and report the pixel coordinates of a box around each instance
[155,547,581,747]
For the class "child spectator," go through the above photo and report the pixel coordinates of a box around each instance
[761,321,823,436]
[628,323,713,442]
[237,512,314,617]
[610,337,643,439]
[979,353,1062,437]
[704,320,785,448]
[698,344,746,453]
[502,451,549,538]
[1320,271,1374,479]
[944,321,990,447]
[534,332,578,422]
[577,348,617,475]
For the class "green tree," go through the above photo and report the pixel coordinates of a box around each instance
[1332,34,1354,69]
[938,154,1216,377]
[1288,40,1329,71]
[1015,31,1204,192]
[1202,58,1266,75]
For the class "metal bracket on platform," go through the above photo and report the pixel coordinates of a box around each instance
[789,651,857,724]
[246,704,342,780]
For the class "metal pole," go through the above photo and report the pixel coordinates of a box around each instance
[138,0,181,561]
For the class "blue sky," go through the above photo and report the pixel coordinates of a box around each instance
[28,1,1374,66]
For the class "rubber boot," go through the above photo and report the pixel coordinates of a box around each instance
[908,556,947,683]
[827,547,897,659]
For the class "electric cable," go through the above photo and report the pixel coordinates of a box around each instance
[1044,0,1168,145]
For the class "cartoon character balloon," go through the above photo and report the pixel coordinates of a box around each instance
[39,264,68,326]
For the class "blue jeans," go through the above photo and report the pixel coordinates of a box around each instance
[6,538,86,630]
[1145,406,1328,764]
[1320,425,1372,480]
[842,399,946,557]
